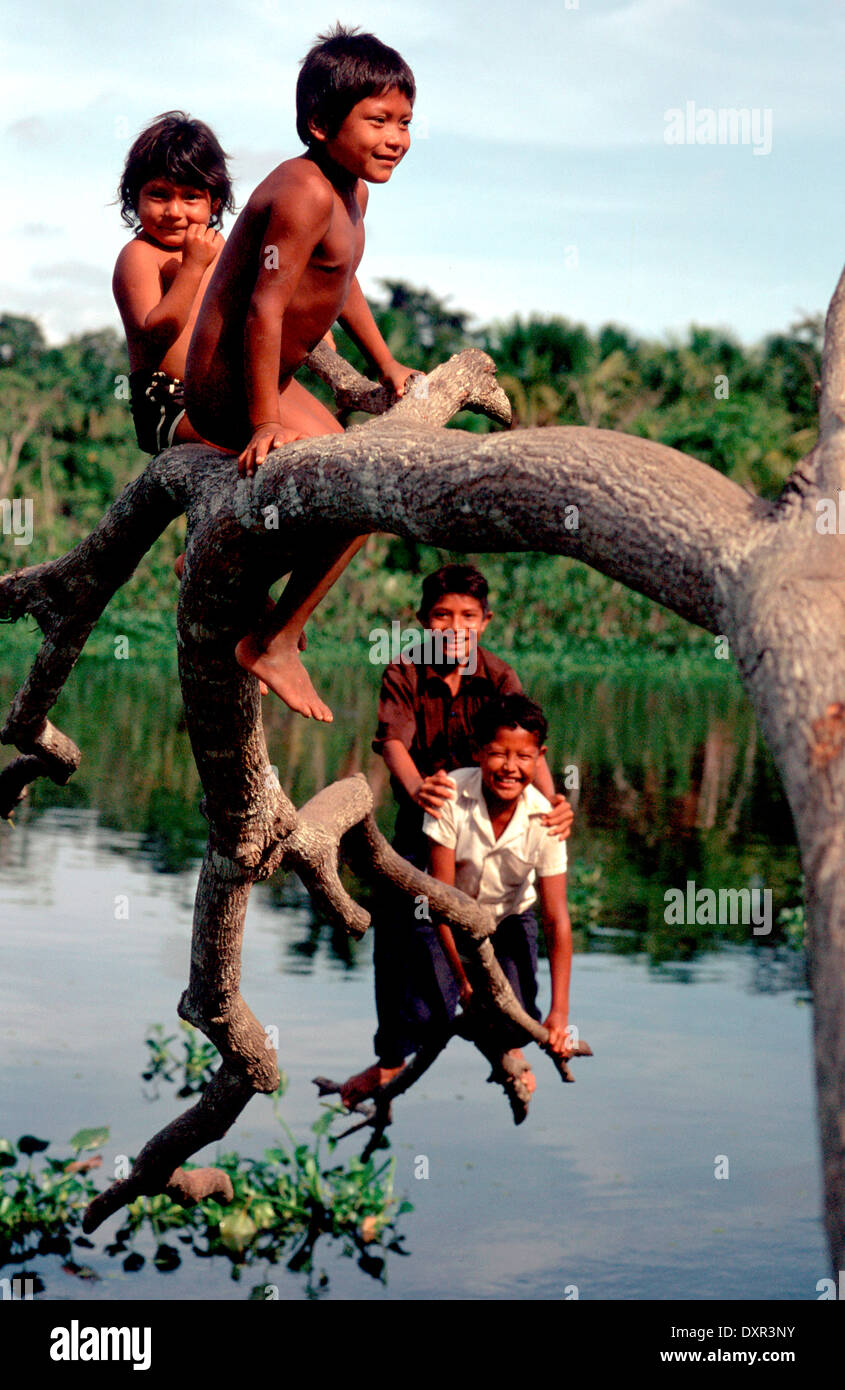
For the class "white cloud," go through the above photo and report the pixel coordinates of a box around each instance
[0,0,841,342]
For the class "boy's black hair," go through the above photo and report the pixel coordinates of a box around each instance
[417,564,491,622]
[117,112,235,229]
[296,23,415,147]
[472,694,549,750]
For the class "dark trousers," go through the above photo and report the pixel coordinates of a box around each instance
[373,881,541,1067]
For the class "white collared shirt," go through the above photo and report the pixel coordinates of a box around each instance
[423,767,567,921]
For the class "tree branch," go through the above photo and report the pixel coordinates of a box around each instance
[4,331,844,1275]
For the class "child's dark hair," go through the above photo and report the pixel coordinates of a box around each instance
[472,694,549,750]
[296,23,415,146]
[417,564,490,622]
[117,112,235,229]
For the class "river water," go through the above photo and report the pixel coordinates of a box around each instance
[0,648,824,1300]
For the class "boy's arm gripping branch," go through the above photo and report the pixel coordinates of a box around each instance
[536,873,573,1055]
[338,275,415,399]
[240,172,334,473]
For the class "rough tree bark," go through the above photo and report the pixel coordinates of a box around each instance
[1,273,843,1267]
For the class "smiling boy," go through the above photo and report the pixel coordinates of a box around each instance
[186,26,416,721]
[425,694,574,1092]
[113,112,234,454]
[344,690,574,1105]
[374,565,572,861]
[341,565,574,1105]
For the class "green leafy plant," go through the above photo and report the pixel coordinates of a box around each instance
[142,1020,219,1097]
[0,1133,105,1262]
[567,861,606,932]
[0,1033,411,1292]
[778,894,806,951]
[116,1104,410,1283]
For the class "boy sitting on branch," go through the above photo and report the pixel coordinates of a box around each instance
[186,25,417,722]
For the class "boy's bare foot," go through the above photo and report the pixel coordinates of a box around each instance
[234,634,333,721]
[506,1048,537,1094]
[340,1062,405,1109]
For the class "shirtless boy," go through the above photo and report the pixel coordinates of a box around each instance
[113,111,233,454]
[186,26,417,721]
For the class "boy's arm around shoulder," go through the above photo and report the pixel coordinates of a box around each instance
[383,740,457,817]
[492,655,573,841]
[239,164,335,472]
[533,756,574,841]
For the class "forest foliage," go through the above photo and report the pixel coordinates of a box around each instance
[0,286,822,662]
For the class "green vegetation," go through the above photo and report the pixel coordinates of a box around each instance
[0,650,804,966]
[0,1128,107,1268]
[116,1105,407,1290]
[0,1027,410,1294]
[778,884,807,950]
[142,1021,219,1097]
[0,291,822,664]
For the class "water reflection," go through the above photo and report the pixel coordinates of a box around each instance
[0,647,822,1301]
[1,651,802,973]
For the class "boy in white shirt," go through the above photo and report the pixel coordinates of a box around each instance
[422,693,573,1093]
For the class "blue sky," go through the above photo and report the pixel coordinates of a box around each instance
[2,0,842,346]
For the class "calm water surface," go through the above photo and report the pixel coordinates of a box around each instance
[0,651,824,1300]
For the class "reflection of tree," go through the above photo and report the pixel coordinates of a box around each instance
[748,944,810,999]
[565,680,801,962]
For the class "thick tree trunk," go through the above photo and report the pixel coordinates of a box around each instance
[1,302,843,1264]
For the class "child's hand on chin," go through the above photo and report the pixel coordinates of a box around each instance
[182,223,222,271]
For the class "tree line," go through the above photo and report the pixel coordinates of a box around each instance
[0,286,822,661]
